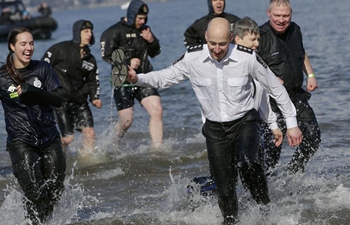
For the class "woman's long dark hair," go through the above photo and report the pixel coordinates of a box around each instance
[6,27,31,84]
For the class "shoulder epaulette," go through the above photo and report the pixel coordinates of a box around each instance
[236,45,253,54]
[187,44,203,53]
[256,53,268,68]
[172,54,185,65]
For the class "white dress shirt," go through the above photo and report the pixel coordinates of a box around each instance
[251,80,278,130]
[136,44,297,128]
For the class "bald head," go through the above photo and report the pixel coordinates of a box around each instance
[206,17,231,40]
[205,17,233,61]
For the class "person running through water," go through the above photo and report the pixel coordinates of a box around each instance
[258,0,321,174]
[42,20,102,156]
[126,17,303,224]
[100,0,163,149]
[0,27,66,224]
[189,16,284,197]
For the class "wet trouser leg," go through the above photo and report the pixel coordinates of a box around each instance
[263,115,284,173]
[203,121,238,224]
[203,109,270,224]
[264,98,321,174]
[8,138,66,224]
[237,120,270,205]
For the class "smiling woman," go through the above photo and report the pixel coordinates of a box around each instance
[0,27,66,224]
[8,29,33,70]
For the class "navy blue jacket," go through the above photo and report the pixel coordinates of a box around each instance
[0,60,62,147]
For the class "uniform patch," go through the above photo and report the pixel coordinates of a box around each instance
[236,45,253,54]
[82,60,94,71]
[8,84,18,99]
[187,44,203,52]
[172,54,184,65]
[142,5,148,13]
[256,53,268,68]
[33,77,42,88]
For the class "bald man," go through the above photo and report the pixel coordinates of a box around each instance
[127,17,302,224]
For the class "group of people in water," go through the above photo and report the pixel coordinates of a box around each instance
[0,0,321,224]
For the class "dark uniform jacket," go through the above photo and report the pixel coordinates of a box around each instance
[41,22,100,105]
[100,0,161,74]
[183,0,240,48]
[258,21,306,92]
[0,60,62,147]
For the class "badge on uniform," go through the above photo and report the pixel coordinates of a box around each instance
[8,84,19,99]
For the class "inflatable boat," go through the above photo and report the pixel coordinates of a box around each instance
[0,0,57,41]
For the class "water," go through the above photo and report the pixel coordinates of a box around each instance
[0,0,349,224]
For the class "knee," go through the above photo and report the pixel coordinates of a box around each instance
[24,183,47,202]
[149,107,163,119]
[239,162,265,181]
[83,127,95,139]
[118,118,133,130]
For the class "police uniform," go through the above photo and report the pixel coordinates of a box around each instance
[135,44,298,223]
[0,60,66,223]
[258,21,321,174]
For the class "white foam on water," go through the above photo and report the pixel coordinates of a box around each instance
[0,186,29,225]
[116,165,350,225]
[95,168,125,180]
[0,163,107,225]
[314,184,350,209]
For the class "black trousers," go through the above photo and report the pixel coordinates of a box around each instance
[7,137,66,224]
[202,109,270,224]
[264,89,321,174]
